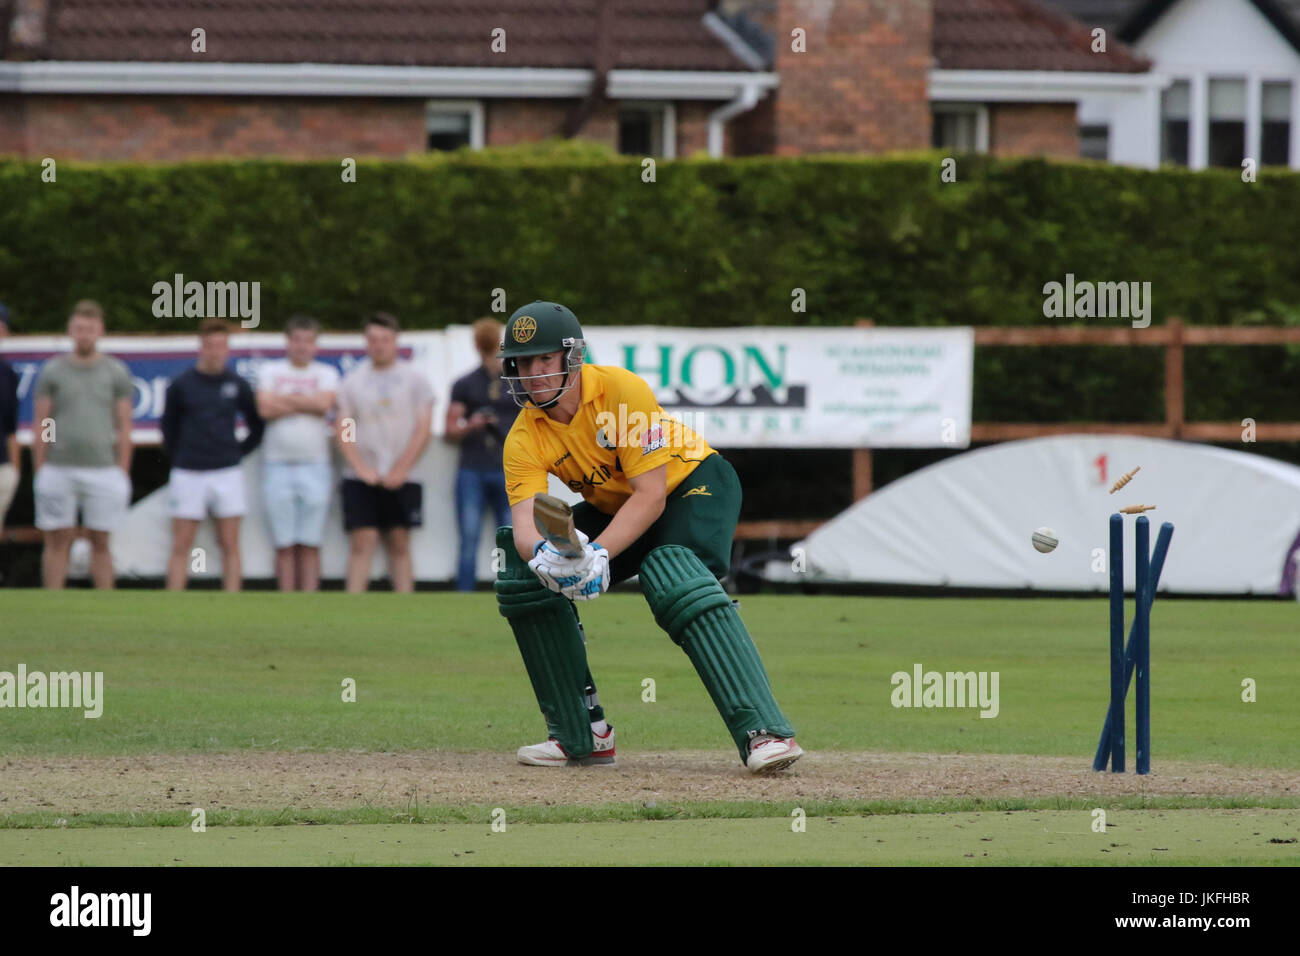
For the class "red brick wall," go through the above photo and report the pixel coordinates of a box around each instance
[486,99,619,149]
[0,97,29,156]
[729,95,775,157]
[486,99,567,146]
[490,99,725,158]
[2,95,426,160]
[771,0,932,154]
[989,103,1079,159]
[0,94,728,160]
[674,101,716,157]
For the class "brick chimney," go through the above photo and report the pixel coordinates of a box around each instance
[739,0,934,155]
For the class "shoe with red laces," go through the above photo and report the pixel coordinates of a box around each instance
[517,725,616,767]
[745,734,803,774]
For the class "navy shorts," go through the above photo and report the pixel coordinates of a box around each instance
[341,479,423,531]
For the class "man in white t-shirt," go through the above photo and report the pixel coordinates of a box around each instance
[256,315,339,591]
[335,312,433,593]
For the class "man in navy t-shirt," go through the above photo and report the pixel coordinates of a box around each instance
[444,318,520,590]
[161,318,264,591]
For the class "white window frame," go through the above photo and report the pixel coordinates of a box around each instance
[1204,75,1249,169]
[1293,77,1300,171]
[1159,77,1192,166]
[1258,75,1298,168]
[1181,73,1299,170]
[424,99,484,150]
[617,100,676,159]
[1079,122,1111,161]
[931,102,990,153]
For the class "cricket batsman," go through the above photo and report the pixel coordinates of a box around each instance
[494,301,802,774]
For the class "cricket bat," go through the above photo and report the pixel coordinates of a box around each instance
[533,493,585,558]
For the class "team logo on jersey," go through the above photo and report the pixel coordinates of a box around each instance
[595,428,616,450]
[640,424,666,455]
[682,485,711,497]
[221,382,239,399]
[512,316,537,343]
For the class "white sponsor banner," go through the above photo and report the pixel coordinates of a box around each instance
[4,325,973,448]
[580,327,973,448]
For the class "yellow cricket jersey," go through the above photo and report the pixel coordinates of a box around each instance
[503,364,715,515]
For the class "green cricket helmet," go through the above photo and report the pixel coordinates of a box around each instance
[500,301,586,409]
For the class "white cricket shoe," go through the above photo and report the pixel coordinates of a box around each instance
[745,734,804,774]
[517,725,616,767]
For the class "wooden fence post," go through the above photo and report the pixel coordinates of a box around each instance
[1165,317,1185,439]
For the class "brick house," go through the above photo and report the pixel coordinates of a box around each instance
[726,0,1151,160]
[0,0,1148,162]
[927,0,1153,160]
[1041,0,1300,168]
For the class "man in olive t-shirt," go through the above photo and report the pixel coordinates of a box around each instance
[32,300,134,589]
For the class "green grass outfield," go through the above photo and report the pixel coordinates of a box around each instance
[2,810,1296,866]
[1,591,1295,764]
[2,591,1297,865]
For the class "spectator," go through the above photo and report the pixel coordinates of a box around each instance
[444,317,519,590]
[31,300,134,589]
[336,313,433,593]
[0,302,21,538]
[162,318,264,591]
[255,315,339,592]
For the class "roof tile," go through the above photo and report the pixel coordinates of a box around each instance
[35,0,757,71]
[935,0,1151,72]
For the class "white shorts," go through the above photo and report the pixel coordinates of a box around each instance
[169,466,247,520]
[263,461,332,548]
[0,462,20,529]
[34,464,132,532]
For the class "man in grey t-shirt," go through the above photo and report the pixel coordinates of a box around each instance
[32,300,134,589]
[335,313,433,593]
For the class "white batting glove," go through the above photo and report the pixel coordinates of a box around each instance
[528,533,589,594]
[567,543,610,602]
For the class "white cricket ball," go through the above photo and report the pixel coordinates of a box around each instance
[1031,527,1059,554]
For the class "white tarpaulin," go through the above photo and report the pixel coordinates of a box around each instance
[779,434,1300,595]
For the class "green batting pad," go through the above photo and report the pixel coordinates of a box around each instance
[639,545,795,762]
[494,527,593,758]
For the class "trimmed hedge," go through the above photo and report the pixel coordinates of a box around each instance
[2,145,1300,424]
